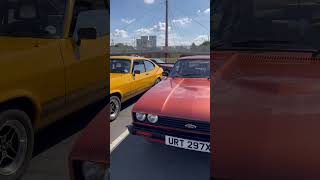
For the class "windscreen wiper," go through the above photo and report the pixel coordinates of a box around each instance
[170,75,183,78]
[181,74,203,77]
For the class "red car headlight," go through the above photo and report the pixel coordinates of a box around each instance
[82,161,109,180]
[136,113,146,121]
[147,114,158,123]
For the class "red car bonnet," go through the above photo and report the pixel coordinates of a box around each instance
[133,70,210,122]
[212,51,320,179]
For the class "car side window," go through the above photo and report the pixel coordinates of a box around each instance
[133,61,146,73]
[69,0,108,39]
[0,0,66,38]
[144,60,155,72]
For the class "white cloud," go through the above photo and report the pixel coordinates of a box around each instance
[193,35,209,45]
[204,8,210,14]
[157,32,186,46]
[135,22,171,36]
[135,22,194,46]
[144,0,154,4]
[136,28,154,35]
[158,22,171,31]
[172,17,192,26]
[112,29,128,38]
[197,8,210,15]
[121,18,136,24]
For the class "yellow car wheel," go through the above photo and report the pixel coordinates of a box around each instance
[110,96,121,121]
[0,109,34,180]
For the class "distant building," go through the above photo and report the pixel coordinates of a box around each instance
[136,39,142,50]
[141,36,149,49]
[136,36,157,50]
[149,36,157,49]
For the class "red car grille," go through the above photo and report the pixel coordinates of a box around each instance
[157,116,210,133]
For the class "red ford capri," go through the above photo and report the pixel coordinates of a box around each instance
[128,55,210,153]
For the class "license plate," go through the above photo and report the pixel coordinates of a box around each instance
[165,135,210,153]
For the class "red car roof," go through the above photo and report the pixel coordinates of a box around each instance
[179,55,210,60]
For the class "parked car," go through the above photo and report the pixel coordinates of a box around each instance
[69,106,109,180]
[110,56,163,121]
[0,0,108,179]
[128,55,210,153]
[150,58,174,75]
[212,0,320,179]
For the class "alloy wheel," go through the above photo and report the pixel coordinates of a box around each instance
[110,98,120,120]
[0,120,27,176]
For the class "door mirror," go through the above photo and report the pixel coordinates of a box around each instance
[133,70,141,75]
[73,10,108,45]
[76,28,97,45]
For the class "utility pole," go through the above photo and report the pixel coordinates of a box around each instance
[165,0,168,61]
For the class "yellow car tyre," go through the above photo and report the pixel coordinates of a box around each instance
[110,96,121,122]
[0,109,34,180]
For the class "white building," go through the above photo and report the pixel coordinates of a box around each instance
[149,36,157,49]
[136,36,157,50]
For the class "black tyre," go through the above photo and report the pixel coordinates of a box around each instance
[110,96,121,122]
[0,109,34,180]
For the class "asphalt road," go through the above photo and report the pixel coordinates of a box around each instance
[22,100,107,180]
[111,135,210,180]
[110,95,210,180]
[110,95,142,142]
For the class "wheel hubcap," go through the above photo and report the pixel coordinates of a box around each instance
[0,120,27,175]
[110,99,120,119]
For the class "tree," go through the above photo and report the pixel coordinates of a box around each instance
[191,43,197,51]
[199,41,210,47]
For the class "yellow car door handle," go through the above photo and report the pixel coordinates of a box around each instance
[146,73,149,75]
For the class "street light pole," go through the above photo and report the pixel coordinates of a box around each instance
[165,0,168,62]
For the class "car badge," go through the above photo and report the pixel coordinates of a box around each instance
[185,124,197,129]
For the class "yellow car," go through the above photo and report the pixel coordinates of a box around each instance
[0,0,108,179]
[110,56,163,121]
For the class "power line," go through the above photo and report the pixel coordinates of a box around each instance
[169,8,192,45]
[171,2,210,33]
[169,6,184,47]
[113,0,165,31]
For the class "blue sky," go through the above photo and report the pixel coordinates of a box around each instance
[110,0,210,46]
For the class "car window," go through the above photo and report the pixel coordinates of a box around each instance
[110,59,131,74]
[69,0,108,38]
[133,60,146,73]
[213,0,320,50]
[0,0,66,38]
[144,60,155,72]
[152,58,165,64]
[170,60,210,78]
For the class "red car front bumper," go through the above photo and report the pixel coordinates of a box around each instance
[127,122,210,146]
